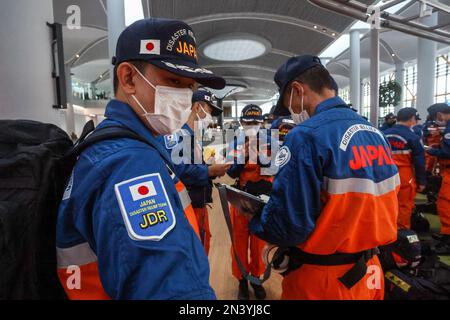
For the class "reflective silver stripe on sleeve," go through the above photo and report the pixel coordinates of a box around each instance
[178,187,192,210]
[385,134,408,144]
[56,242,97,268]
[391,150,412,155]
[323,174,400,196]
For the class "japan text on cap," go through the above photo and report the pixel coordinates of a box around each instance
[241,104,263,122]
[113,18,226,89]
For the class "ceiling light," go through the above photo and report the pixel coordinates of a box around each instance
[391,53,396,57]
[75,54,80,58]
[332,32,336,37]
[201,33,271,62]
[313,25,318,29]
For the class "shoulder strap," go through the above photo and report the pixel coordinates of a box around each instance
[66,121,174,172]
[68,126,153,158]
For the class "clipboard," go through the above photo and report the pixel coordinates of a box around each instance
[216,183,267,216]
[215,184,272,285]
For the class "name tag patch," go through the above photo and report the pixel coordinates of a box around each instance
[115,173,176,241]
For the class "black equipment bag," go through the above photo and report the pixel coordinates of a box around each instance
[0,120,73,299]
[0,120,158,300]
[410,210,431,233]
[384,267,450,300]
[381,231,450,300]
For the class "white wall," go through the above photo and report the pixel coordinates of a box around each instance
[0,0,66,129]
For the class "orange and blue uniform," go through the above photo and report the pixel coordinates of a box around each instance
[227,132,272,281]
[158,125,213,255]
[250,97,399,300]
[384,124,426,229]
[427,121,450,235]
[423,120,443,173]
[56,100,214,300]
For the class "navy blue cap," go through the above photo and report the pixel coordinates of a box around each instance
[113,18,225,89]
[192,89,222,116]
[428,103,450,117]
[273,55,329,116]
[397,107,421,122]
[240,104,263,123]
[385,112,396,120]
[263,113,276,122]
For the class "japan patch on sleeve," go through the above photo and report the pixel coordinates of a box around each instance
[115,173,176,241]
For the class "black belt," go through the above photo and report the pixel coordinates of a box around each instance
[286,247,380,289]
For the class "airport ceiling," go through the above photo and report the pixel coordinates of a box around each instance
[53,0,450,103]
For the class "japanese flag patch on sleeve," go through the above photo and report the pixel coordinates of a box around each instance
[115,173,176,241]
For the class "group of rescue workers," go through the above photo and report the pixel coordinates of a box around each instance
[55,17,450,300]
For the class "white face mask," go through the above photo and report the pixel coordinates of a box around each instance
[196,105,213,130]
[288,85,310,125]
[131,67,192,135]
[264,123,272,130]
[243,125,260,136]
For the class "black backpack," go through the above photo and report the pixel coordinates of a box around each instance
[0,120,154,299]
[0,120,73,299]
[384,256,450,300]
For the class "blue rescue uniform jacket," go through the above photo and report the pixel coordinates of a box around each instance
[56,99,215,300]
[157,124,212,207]
[249,97,400,249]
[428,121,450,159]
[384,124,426,185]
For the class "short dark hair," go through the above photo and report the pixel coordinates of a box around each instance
[113,60,149,94]
[290,65,333,94]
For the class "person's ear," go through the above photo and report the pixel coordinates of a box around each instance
[291,81,305,97]
[192,102,201,113]
[117,63,138,95]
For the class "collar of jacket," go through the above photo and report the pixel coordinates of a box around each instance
[392,123,413,131]
[103,99,172,163]
[182,123,194,135]
[314,96,348,116]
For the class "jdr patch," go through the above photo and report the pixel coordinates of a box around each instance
[115,173,176,241]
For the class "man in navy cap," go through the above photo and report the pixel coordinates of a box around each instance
[227,104,269,300]
[56,18,225,300]
[426,104,450,252]
[384,108,426,230]
[423,103,448,174]
[159,88,230,255]
[248,55,399,299]
[380,113,397,132]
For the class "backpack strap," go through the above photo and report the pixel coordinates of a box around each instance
[66,126,152,158]
[65,121,175,173]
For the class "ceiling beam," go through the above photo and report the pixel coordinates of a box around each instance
[222,76,277,86]
[203,64,277,73]
[66,36,108,66]
[184,12,339,39]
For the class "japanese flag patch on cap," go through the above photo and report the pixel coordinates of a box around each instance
[140,40,161,55]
